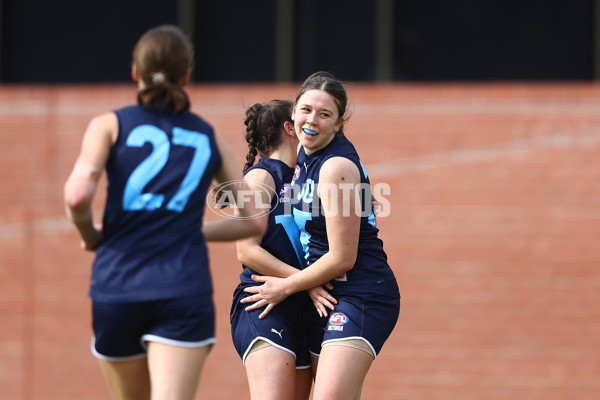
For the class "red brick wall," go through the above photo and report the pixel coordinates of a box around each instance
[1,83,598,399]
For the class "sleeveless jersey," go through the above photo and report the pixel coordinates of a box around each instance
[238,157,305,285]
[290,134,399,297]
[90,104,222,303]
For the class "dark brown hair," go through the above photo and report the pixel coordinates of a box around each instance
[294,71,350,135]
[133,25,193,113]
[243,99,293,173]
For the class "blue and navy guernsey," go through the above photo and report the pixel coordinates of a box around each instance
[238,157,305,285]
[290,134,400,298]
[90,104,222,303]
[230,157,314,367]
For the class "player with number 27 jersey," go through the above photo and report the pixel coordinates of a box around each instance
[90,104,222,303]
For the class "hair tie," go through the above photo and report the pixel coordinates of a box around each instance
[151,72,165,84]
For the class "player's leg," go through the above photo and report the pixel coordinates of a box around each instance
[311,293,398,400]
[293,325,314,400]
[92,300,152,400]
[97,358,150,400]
[146,341,211,400]
[294,367,313,400]
[144,293,216,400]
[245,341,297,400]
[312,343,373,400]
[310,354,319,380]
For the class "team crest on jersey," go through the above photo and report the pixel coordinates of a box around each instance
[279,183,291,203]
[334,273,347,282]
[327,312,349,331]
[293,165,301,180]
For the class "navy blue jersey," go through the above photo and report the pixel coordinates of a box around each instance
[290,135,399,298]
[90,104,222,303]
[231,157,316,366]
[238,157,305,285]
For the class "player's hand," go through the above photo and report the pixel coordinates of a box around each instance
[371,194,381,225]
[241,275,291,319]
[307,282,337,317]
[81,224,102,251]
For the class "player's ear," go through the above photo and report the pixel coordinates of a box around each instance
[334,119,342,134]
[180,68,191,85]
[284,121,295,136]
[131,63,139,82]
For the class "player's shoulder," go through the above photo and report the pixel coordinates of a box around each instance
[85,111,118,143]
[90,110,117,126]
[320,156,360,184]
[244,165,276,191]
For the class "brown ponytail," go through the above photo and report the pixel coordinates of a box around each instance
[133,25,193,113]
[243,99,293,173]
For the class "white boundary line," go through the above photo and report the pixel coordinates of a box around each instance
[2,133,597,240]
[2,98,600,116]
[1,214,84,241]
[367,134,600,177]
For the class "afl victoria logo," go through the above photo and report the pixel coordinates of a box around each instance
[328,312,348,326]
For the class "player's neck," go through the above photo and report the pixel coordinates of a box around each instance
[270,142,297,169]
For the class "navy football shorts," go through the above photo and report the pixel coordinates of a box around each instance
[308,293,400,358]
[230,285,317,368]
[92,293,216,361]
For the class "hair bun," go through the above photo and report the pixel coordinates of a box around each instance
[152,72,165,84]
